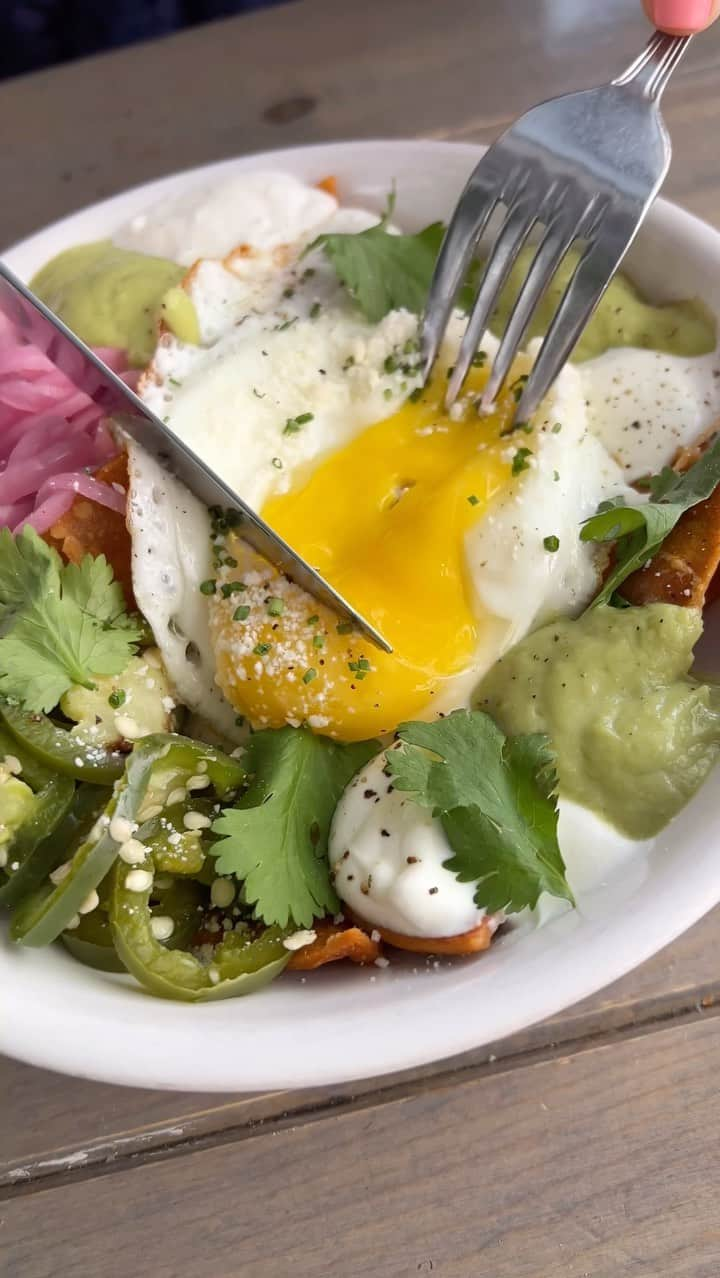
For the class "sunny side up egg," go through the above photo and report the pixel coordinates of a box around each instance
[129,235,630,742]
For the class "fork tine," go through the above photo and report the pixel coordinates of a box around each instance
[515,216,631,423]
[421,179,500,381]
[479,204,594,412]
[445,194,540,407]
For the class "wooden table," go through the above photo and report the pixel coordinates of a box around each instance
[2,3,720,1273]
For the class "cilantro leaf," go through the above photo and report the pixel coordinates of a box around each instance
[0,528,142,712]
[211,727,378,928]
[62,554,129,624]
[581,433,720,608]
[308,195,476,324]
[0,526,56,627]
[385,710,573,915]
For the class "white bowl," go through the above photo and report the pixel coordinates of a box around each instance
[2,140,719,1092]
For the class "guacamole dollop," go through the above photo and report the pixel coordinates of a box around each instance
[31,241,186,367]
[489,247,716,361]
[476,604,720,839]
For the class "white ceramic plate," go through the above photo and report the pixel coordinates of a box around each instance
[2,140,719,1092]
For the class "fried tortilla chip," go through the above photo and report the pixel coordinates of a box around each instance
[373,919,496,957]
[622,428,720,609]
[315,175,338,198]
[287,922,381,970]
[46,452,135,607]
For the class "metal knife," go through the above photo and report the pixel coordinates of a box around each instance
[0,259,390,652]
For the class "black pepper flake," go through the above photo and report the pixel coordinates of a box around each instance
[364,789,377,799]
[380,829,390,837]
[428,887,439,895]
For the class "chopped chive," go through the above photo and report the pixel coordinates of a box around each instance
[306,614,320,626]
[511,447,532,476]
[309,301,321,319]
[384,354,398,374]
[553,470,560,483]
[266,596,285,617]
[336,621,354,635]
[383,388,392,400]
[275,317,297,332]
[543,535,560,552]
[199,579,216,595]
[272,457,283,469]
[233,605,251,621]
[169,377,182,387]
[552,422,562,434]
[284,412,314,435]
[342,355,355,371]
[253,642,271,656]
[467,494,480,506]
[301,267,315,281]
[409,387,423,403]
[312,634,325,649]
[471,351,487,368]
[252,387,265,399]
[282,286,295,299]
[108,688,126,709]
[224,556,238,568]
[302,667,317,684]
[511,373,529,403]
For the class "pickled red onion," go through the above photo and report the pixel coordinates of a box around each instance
[0,310,137,534]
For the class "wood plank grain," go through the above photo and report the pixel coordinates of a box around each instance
[2,904,718,1185]
[437,60,720,229]
[1,0,720,248]
[2,1014,720,1277]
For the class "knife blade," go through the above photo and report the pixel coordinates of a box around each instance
[0,259,391,652]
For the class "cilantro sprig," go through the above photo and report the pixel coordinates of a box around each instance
[581,433,720,608]
[0,527,142,712]
[307,193,475,323]
[211,728,377,928]
[385,710,573,915]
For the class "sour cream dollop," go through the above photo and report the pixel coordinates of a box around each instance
[329,750,492,938]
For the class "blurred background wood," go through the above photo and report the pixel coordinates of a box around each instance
[1,2,720,1274]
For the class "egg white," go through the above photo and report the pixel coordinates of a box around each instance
[113,170,338,266]
[579,345,720,479]
[465,339,636,659]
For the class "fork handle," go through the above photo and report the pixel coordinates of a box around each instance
[612,28,692,101]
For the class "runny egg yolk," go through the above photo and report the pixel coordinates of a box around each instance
[209,369,520,740]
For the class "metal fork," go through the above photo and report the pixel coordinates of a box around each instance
[422,30,693,423]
